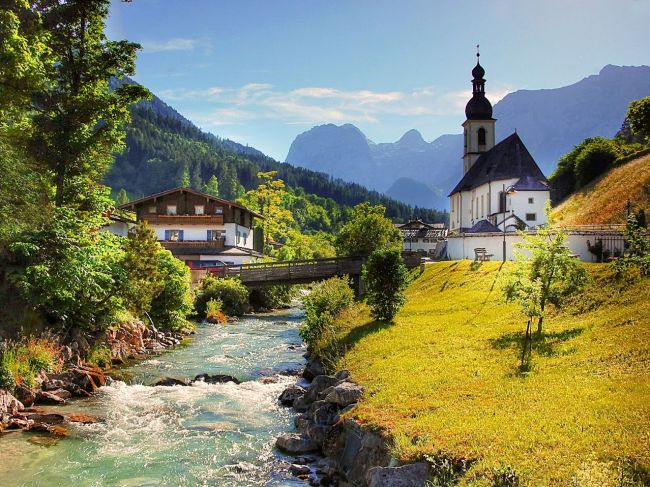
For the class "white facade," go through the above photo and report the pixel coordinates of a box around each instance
[462,118,495,173]
[149,223,253,249]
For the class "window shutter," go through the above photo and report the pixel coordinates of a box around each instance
[179,230,184,241]
[164,230,170,240]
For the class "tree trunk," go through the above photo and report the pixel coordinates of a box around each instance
[537,314,544,335]
[54,165,65,207]
[521,318,532,368]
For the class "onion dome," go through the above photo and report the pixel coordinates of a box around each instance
[465,52,493,120]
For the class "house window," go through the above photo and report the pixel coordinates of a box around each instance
[194,205,204,215]
[165,229,183,241]
[148,205,156,214]
[525,213,536,222]
[215,207,223,214]
[423,239,429,243]
[207,230,224,241]
[166,205,177,215]
[528,197,534,204]
[236,230,241,245]
[243,232,248,245]
[478,127,486,146]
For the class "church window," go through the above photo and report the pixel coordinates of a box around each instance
[498,192,506,213]
[528,197,534,204]
[478,127,486,146]
[525,213,536,222]
[481,195,484,217]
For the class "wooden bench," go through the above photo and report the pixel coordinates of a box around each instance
[474,248,494,261]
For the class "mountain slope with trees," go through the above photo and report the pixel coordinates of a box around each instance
[105,84,446,228]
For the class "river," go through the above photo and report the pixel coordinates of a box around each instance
[0,309,309,486]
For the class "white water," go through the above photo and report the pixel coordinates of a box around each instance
[0,310,308,486]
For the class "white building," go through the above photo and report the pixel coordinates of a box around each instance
[397,220,448,257]
[118,187,264,266]
[448,53,550,234]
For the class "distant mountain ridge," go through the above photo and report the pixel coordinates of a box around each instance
[285,64,650,210]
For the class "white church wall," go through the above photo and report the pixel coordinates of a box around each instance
[446,231,627,262]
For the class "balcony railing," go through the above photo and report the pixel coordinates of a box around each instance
[143,214,224,225]
[161,238,226,252]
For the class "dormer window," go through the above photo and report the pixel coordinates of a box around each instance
[166,205,177,215]
[478,127,486,146]
[194,205,204,215]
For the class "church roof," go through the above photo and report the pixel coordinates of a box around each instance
[467,219,501,233]
[512,175,549,191]
[449,132,547,195]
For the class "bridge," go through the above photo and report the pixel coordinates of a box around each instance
[189,255,423,291]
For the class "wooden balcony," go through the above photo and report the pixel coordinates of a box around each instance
[142,214,224,225]
[161,238,226,253]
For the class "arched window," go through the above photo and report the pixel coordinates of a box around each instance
[478,127,486,146]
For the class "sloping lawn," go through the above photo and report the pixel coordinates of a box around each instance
[335,261,650,486]
[553,154,650,226]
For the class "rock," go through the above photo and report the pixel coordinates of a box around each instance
[323,381,364,407]
[26,413,65,425]
[0,390,24,415]
[303,375,339,404]
[366,463,432,487]
[279,385,305,406]
[36,390,67,405]
[292,395,310,412]
[302,359,326,381]
[334,369,351,381]
[152,377,189,387]
[275,432,320,454]
[6,417,31,430]
[289,464,311,476]
[28,435,59,447]
[67,413,101,424]
[50,388,72,400]
[294,414,310,430]
[14,385,37,408]
[46,425,70,437]
[193,373,241,385]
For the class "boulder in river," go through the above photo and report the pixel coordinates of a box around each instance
[323,381,364,407]
[275,432,320,454]
[302,358,325,381]
[278,384,305,406]
[193,373,241,385]
[0,389,24,415]
[152,377,189,387]
[36,390,67,405]
[14,385,37,408]
[67,413,102,424]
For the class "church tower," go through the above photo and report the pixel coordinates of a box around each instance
[462,48,495,174]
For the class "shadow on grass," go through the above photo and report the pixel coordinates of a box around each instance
[490,327,585,357]
[338,319,392,348]
[463,262,504,326]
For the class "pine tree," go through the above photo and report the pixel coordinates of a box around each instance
[203,175,220,197]
[116,188,129,205]
[180,168,190,187]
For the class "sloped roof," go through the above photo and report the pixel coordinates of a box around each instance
[449,133,546,195]
[512,175,549,191]
[118,186,264,218]
[467,219,501,233]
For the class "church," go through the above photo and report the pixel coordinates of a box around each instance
[448,52,550,233]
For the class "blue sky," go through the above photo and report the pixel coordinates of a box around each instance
[107,0,650,160]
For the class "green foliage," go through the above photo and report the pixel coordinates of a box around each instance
[573,138,623,188]
[626,96,650,143]
[122,221,163,317]
[614,213,650,277]
[195,276,250,317]
[9,194,127,332]
[276,230,337,260]
[202,175,220,197]
[86,343,111,369]
[335,202,402,256]
[116,188,129,205]
[180,168,190,187]
[250,285,298,310]
[148,249,193,331]
[0,337,62,390]
[504,206,588,366]
[363,249,409,322]
[300,276,354,350]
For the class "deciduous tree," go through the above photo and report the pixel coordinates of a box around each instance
[335,202,402,256]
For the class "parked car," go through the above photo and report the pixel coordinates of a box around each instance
[186,260,228,276]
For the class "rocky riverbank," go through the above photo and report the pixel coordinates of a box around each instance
[277,358,432,487]
[0,319,190,435]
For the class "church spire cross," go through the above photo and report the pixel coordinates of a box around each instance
[476,44,480,60]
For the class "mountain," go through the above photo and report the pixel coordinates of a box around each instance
[285,64,650,210]
[105,81,447,227]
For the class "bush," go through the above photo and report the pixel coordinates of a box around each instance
[300,276,354,350]
[205,298,227,324]
[86,343,112,369]
[250,285,298,310]
[574,138,622,188]
[195,276,250,317]
[148,249,194,331]
[362,249,409,322]
[0,337,62,390]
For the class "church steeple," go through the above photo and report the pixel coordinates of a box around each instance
[462,45,496,174]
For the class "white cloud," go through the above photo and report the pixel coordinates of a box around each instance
[160,82,515,127]
[141,38,197,53]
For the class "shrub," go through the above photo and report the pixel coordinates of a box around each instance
[573,138,622,188]
[195,276,250,317]
[148,249,194,331]
[205,298,227,324]
[300,276,354,350]
[362,249,409,322]
[614,213,650,277]
[86,343,112,369]
[0,337,62,389]
[250,285,298,310]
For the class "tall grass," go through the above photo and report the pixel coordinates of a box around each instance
[0,337,63,390]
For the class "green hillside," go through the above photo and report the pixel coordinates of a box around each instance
[329,262,650,485]
[105,95,447,230]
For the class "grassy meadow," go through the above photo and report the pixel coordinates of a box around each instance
[553,153,650,226]
[330,261,650,486]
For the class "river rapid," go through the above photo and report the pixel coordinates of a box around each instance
[0,309,309,487]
